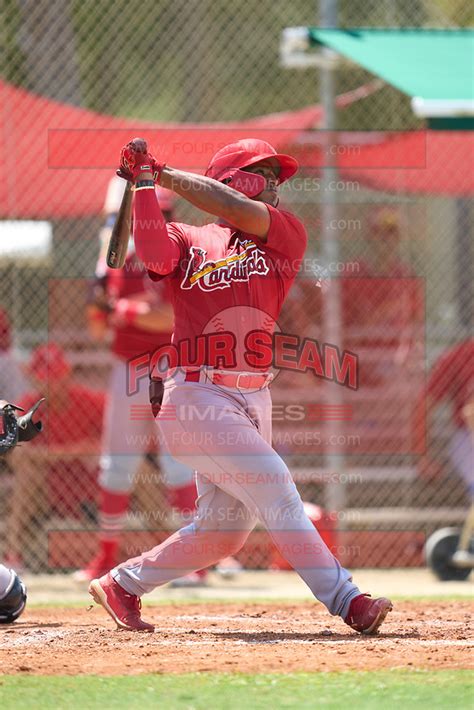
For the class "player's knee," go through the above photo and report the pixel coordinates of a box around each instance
[217,530,249,556]
[0,571,27,624]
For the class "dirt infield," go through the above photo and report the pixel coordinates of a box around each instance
[0,601,472,675]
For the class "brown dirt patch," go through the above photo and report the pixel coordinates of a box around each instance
[0,601,472,675]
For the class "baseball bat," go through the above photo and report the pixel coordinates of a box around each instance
[106,180,133,269]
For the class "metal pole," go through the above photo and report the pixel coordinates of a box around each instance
[318,1,346,514]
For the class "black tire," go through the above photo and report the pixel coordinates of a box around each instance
[425,527,472,581]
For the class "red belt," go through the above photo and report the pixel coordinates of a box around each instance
[184,369,272,390]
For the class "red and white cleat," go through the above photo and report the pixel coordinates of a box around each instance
[344,593,393,634]
[89,573,154,632]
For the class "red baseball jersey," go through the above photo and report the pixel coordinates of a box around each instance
[426,340,474,428]
[336,258,424,356]
[148,206,307,371]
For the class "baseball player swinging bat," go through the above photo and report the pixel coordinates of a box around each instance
[106,180,133,269]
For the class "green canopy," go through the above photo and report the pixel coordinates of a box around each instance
[308,29,474,124]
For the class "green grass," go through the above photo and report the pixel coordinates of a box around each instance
[0,671,472,710]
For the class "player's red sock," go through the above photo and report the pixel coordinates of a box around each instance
[97,538,119,562]
[78,490,129,578]
[98,488,130,546]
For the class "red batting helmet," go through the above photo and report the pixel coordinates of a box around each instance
[205,139,298,185]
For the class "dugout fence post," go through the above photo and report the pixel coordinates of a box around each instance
[318,0,347,517]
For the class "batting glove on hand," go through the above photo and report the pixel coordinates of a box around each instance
[118,138,164,184]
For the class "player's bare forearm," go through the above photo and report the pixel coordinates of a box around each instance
[133,166,269,274]
[160,166,270,238]
[86,305,109,343]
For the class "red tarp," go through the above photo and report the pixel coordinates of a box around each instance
[338,130,474,196]
[290,129,474,196]
[0,78,325,218]
[1,78,473,219]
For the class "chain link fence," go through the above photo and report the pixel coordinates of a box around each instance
[0,0,472,576]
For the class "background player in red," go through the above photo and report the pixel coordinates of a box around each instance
[417,338,474,496]
[342,208,423,385]
[89,137,392,635]
[7,344,104,569]
[76,180,199,581]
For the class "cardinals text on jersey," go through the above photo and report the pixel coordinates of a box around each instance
[180,241,269,292]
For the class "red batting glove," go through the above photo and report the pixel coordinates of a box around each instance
[118,138,164,184]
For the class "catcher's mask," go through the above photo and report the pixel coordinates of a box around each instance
[205,138,298,198]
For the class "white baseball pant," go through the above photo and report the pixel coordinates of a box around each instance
[113,372,360,617]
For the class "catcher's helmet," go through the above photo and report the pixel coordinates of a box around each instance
[0,570,27,624]
[205,139,298,197]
